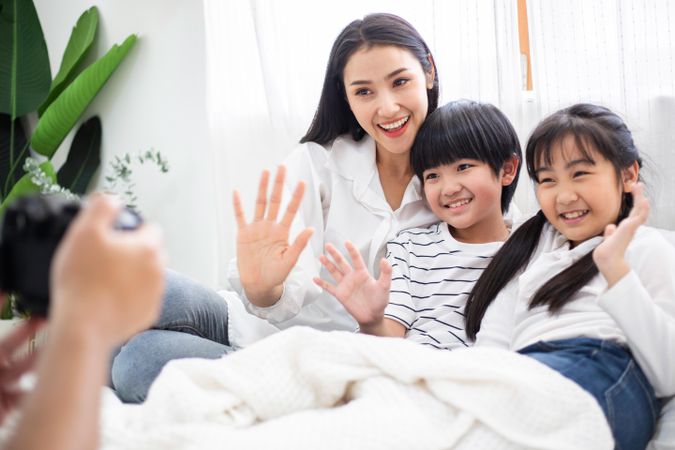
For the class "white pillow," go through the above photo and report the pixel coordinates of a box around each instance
[648,229,675,449]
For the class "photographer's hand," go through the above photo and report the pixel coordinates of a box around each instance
[7,194,165,450]
[0,294,41,426]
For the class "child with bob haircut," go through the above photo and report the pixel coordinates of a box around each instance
[315,100,521,349]
[466,103,675,449]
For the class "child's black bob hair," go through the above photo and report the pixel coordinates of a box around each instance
[411,100,522,213]
[301,13,439,146]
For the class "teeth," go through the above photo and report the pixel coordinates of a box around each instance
[447,199,471,208]
[380,116,409,130]
[561,210,588,219]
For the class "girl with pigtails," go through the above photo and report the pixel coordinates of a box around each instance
[466,103,675,449]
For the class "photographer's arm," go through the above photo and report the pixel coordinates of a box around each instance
[6,195,165,450]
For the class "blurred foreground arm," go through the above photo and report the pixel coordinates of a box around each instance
[6,194,165,450]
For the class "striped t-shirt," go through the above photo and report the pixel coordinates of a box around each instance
[383,222,504,350]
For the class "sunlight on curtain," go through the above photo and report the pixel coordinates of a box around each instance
[204,0,522,285]
[528,0,675,228]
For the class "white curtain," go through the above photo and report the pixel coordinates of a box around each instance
[528,0,675,228]
[203,0,522,287]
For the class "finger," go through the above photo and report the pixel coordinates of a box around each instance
[325,243,353,274]
[378,258,393,292]
[319,254,344,283]
[266,165,286,222]
[78,193,123,231]
[232,190,247,229]
[254,170,270,221]
[603,223,616,238]
[344,241,365,271]
[313,277,343,301]
[0,321,42,357]
[630,183,649,223]
[0,352,38,385]
[280,182,306,228]
[286,228,314,264]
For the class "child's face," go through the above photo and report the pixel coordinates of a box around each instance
[534,136,635,247]
[343,45,434,158]
[422,158,516,243]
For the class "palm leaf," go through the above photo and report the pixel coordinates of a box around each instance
[0,112,28,198]
[0,160,55,215]
[57,116,101,194]
[0,0,51,118]
[31,34,137,158]
[37,6,98,116]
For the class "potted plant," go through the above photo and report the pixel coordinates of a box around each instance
[0,1,137,320]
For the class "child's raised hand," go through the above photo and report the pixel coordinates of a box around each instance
[234,166,314,306]
[314,241,391,329]
[593,182,650,288]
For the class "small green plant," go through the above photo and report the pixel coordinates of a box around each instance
[103,149,170,209]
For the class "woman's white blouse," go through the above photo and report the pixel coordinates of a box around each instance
[228,135,438,332]
[477,222,675,397]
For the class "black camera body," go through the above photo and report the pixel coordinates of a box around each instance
[0,195,141,317]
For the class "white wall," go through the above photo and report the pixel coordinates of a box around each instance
[33,1,219,286]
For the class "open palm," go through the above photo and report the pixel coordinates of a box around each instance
[314,241,391,327]
[593,183,649,283]
[234,166,313,304]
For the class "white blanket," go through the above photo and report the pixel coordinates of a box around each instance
[99,327,612,450]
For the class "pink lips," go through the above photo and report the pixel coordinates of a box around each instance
[379,118,409,138]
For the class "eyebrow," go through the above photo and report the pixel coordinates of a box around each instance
[348,68,409,86]
[534,158,595,176]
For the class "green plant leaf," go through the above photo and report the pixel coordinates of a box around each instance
[37,6,98,117]
[0,0,51,118]
[0,160,54,215]
[0,112,28,199]
[31,34,137,158]
[57,115,100,194]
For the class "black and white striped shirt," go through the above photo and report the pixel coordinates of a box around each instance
[384,222,503,350]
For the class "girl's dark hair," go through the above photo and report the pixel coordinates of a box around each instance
[410,100,522,213]
[300,13,439,145]
[465,103,643,340]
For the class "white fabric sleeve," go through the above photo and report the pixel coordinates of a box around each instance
[597,230,675,397]
[383,238,415,330]
[475,280,518,349]
[227,145,327,323]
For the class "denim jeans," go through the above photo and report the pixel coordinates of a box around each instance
[111,270,233,403]
[519,338,660,450]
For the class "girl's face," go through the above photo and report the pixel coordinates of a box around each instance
[342,45,434,158]
[534,136,637,247]
[422,157,518,243]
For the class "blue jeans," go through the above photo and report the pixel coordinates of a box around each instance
[111,270,233,403]
[519,338,660,450]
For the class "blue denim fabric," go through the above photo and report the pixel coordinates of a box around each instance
[111,270,233,403]
[519,338,659,450]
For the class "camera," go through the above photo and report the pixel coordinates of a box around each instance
[0,194,142,317]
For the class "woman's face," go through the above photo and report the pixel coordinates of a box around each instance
[342,45,434,158]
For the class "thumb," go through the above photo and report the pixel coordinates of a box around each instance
[603,223,617,239]
[78,193,123,231]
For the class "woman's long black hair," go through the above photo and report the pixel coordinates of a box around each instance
[465,103,643,340]
[300,13,439,146]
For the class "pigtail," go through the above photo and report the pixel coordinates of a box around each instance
[465,210,547,340]
[528,251,597,311]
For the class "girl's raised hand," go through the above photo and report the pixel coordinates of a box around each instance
[593,182,650,287]
[314,241,391,330]
[234,166,314,307]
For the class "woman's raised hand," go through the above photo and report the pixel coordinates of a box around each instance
[233,166,313,306]
[314,241,392,330]
[593,182,650,287]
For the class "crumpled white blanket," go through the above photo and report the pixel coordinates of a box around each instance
[99,327,612,450]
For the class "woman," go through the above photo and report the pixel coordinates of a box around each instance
[112,12,440,403]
